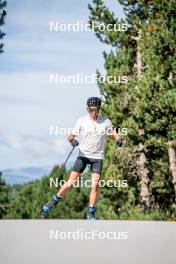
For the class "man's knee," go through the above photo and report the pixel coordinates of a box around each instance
[65,171,80,188]
[91,174,101,190]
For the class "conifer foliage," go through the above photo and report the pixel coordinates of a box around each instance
[0,173,10,218]
[0,0,7,53]
[88,0,176,217]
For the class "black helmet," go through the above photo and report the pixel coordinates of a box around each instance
[87,97,101,107]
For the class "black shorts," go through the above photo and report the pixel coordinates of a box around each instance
[72,156,103,174]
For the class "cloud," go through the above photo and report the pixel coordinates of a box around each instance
[0,134,67,157]
[3,0,123,72]
[0,71,96,169]
[0,0,124,169]
[0,71,100,121]
[4,36,106,72]
[0,133,76,170]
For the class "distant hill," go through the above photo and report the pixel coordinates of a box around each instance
[1,166,53,185]
[1,160,74,185]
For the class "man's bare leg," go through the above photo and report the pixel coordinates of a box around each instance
[87,173,100,220]
[40,171,80,213]
[89,173,101,207]
[57,171,80,197]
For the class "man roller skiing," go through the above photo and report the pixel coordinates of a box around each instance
[40,97,122,220]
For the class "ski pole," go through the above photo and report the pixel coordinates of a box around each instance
[39,146,76,218]
[63,146,75,167]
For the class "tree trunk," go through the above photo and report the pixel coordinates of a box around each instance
[132,29,142,80]
[132,29,150,208]
[137,143,150,208]
[136,29,142,80]
[167,142,176,203]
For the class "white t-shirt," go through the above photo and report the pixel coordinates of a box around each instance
[71,115,114,159]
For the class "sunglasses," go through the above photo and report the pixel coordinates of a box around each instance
[89,106,100,113]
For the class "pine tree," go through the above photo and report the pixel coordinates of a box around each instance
[88,0,176,218]
[0,0,7,53]
[0,172,10,218]
[88,0,152,211]
[138,0,176,209]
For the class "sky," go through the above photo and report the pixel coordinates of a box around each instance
[0,0,125,170]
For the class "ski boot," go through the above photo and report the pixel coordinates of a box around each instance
[87,206,96,220]
[40,195,61,214]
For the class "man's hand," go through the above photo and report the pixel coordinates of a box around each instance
[111,130,123,147]
[116,138,123,147]
[68,133,79,147]
[70,139,79,147]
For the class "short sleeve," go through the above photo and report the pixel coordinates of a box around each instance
[71,118,81,136]
[106,119,114,135]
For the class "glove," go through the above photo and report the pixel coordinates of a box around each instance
[70,139,79,147]
[116,138,123,147]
